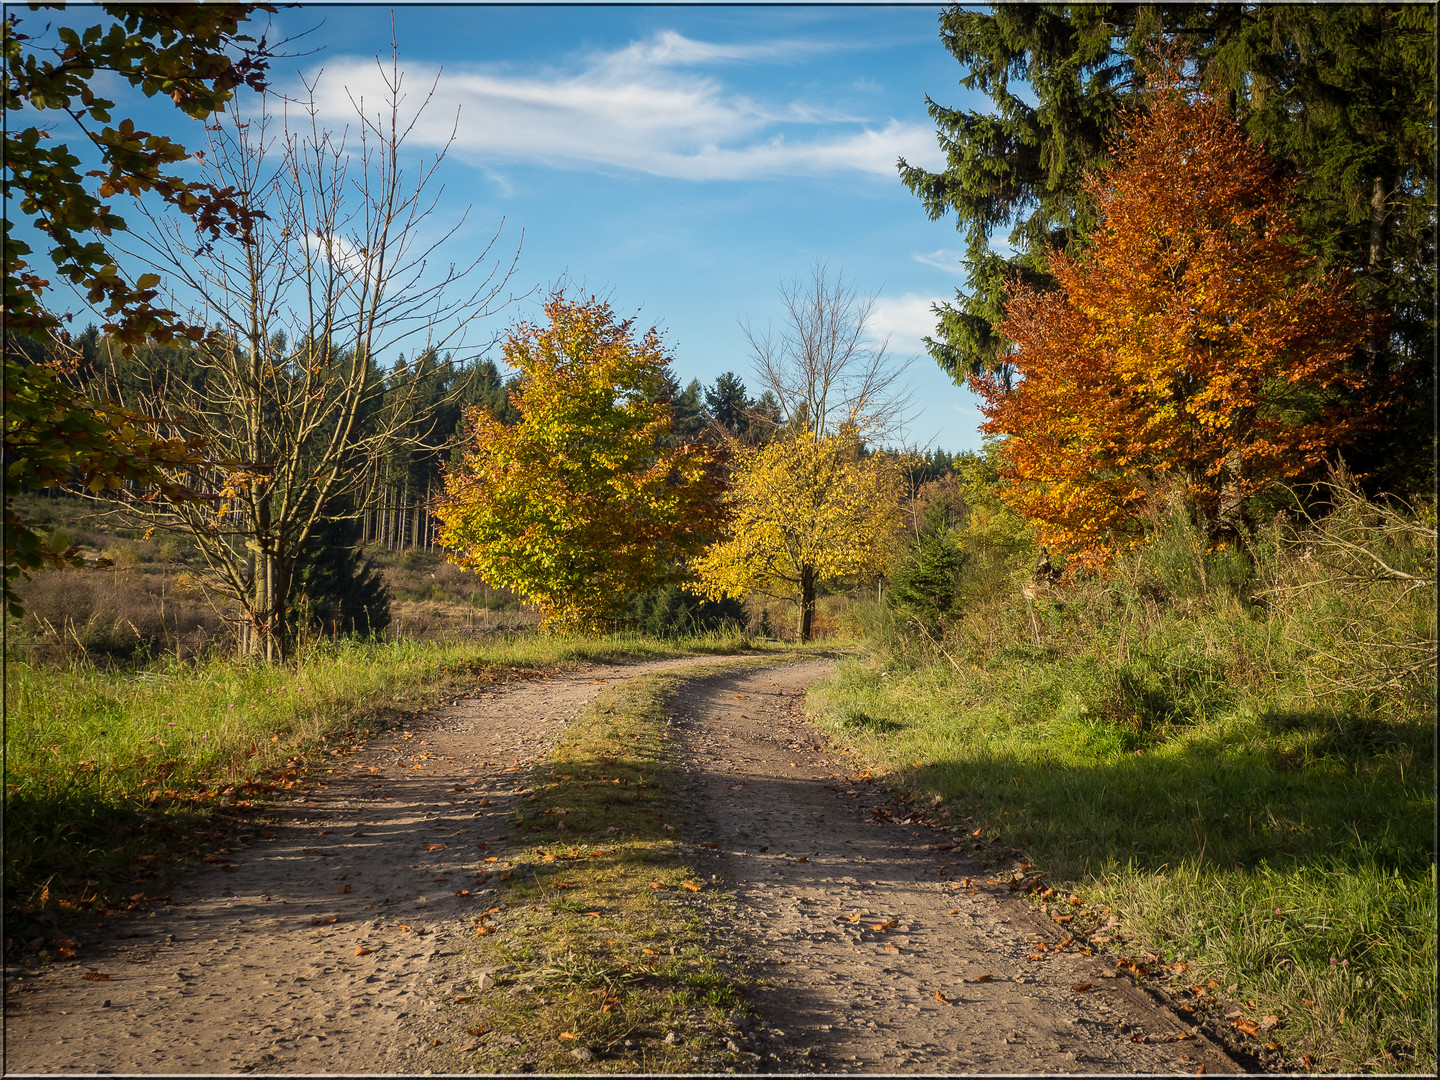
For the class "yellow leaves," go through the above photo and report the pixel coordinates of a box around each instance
[694,428,907,608]
[435,293,723,632]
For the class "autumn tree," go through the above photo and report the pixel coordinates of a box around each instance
[901,3,1434,494]
[2,3,273,615]
[435,295,724,633]
[695,427,907,642]
[978,65,1381,568]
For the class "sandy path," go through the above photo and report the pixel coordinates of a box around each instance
[670,661,1247,1074]
[2,655,731,1075]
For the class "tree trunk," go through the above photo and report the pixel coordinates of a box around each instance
[798,564,817,643]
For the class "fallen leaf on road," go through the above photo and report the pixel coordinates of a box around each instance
[872,919,899,932]
[793,856,808,863]
[1072,983,1092,992]
[455,889,472,897]
[934,990,950,1003]
[884,944,902,953]
[1052,914,1073,923]
[467,1025,486,1036]
[948,909,959,914]
[82,971,110,981]
[433,876,447,883]
[971,973,994,983]
[426,843,448,851]
[1234,1018,1260,1036]
[355,946,372,956]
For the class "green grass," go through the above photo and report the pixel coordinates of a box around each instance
[811,604,1435,1073]
[441,659,788,1074]
[2,630,762,947]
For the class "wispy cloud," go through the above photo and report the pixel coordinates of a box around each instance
[302,30,943,181]
[912,248,967,274]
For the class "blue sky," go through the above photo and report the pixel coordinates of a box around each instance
[43,4,994,451]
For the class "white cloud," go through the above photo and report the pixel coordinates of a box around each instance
[866,292,944,358]
[300,31,943,181]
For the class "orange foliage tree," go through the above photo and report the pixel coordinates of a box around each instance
[977,67,1384,568]
[435,295,724,631]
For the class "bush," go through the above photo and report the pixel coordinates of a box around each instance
[623,584,745,638]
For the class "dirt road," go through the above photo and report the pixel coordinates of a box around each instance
[669,661,1244,1074]
[5,655,1246,1074]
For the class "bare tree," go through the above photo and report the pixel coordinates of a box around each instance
[742,262,912,441]
[101,50,521,660]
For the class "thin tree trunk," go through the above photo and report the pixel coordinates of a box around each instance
[798,564,817,643]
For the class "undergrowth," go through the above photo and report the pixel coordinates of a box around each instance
[814,474,1436,1074]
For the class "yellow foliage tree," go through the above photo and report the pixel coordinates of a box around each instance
[435,294,723,632]
[694,427,906,641]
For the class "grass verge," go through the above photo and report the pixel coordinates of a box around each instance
[2,630,762,953]
[809,652,1435,1074]
[441,658,786,1074]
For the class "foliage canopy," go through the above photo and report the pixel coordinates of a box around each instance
[694,427,906,642]
[978,66,1380,567]
[436,295,724,632]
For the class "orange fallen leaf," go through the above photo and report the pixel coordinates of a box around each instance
[433,876,447,883]
[883,944,902,953]
[1072,982,1093,992]
[872,919,899,932]
[1052,914,1073,923]
[558,1032,577,1041]
[934,990,950,1003]
[355,946,372,956]
[843,911,864,922]
[399,924,412,932]
[649,881,663,889]
[426,843,448,851]
[681,882,701,892]
[584,912,601,918]
[81,971,110,981]
[337,884,351,894]
[793,856,808,863]
[642,948,659,955]
[542,854,557,863]
[948,908,959,914]
[455,889,472,897]
[1234,1018,1260,1037]
[972,973,994,983]
[485,856,499,863]
[467,1025,486,1036]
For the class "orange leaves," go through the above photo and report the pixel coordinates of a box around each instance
[871,919,899,932]
[980,67,1381,562]
[680,882,702,893]
[81,971,110,981]
[1072,982,1093,993]
[354,946,372,956]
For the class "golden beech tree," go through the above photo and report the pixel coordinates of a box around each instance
[977,66,1384,569]
[435,295,724,632]
[694,427,906,642]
